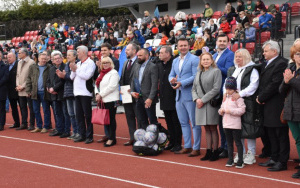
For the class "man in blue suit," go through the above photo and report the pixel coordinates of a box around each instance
[213,34,235,158]
[0,52,9,131]
[169,38,202,157]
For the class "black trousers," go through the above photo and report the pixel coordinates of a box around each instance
[0,100,6,127]
[8,98,20,126]
[267,126,290,165]
[260,126,272,156]
[163,110,182,146]
[75,96,93,139]
[224,128,243,164]
[104,102,117,141]
[124,101,138,141]
[19,96,35,126]
[136,98,158,130]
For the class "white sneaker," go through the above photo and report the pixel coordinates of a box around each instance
[234,153,239,163]
[244,150,256,165]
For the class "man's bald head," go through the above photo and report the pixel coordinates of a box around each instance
[7,52,16,64]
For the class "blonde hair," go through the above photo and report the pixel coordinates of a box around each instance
[199,52,217,71]
[234,48,252,66]
[100,56,115,70]
[144,11,150,16]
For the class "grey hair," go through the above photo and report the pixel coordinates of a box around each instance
[263,40,280,54]
[77,45,88,54]
[51,50,63,58]
[293,38,300,46]
[19,48,29,56]
[128,42,140,53]
[160,46,173,56]
[38,53,47,58]
[67,50,77,57]
[7,52,16,58]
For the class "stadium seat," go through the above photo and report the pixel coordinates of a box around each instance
[231,25,237,33]
[24,31,30,37]
[212,11,222,19]
[291,2,300,16]
[227,33,235,41]
[196,13,201,18]
[253,22,259,29]
[94,51,101,59]
[29,31,34,36]
[11,37,16,43]
[88,51,93,57]
[33,30,38,36]
[152,39,161,47]
[145,39,154,47]
[20,36,25,42]
[192,14,197,20]
[256,31,270,44]
[114,49,121,59]
[231,43,243,52]
[245,42,255,55]
[67,45,74,50]
[275,4,279,11]
[281,19,286,31]
[16,37,21,42]
[14,42,19,47]
[28,36,34,41]
[281,11,287,18]
[24,36,29,41]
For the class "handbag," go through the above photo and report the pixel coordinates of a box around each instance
[199,71,222,107]
[91,100,110,125]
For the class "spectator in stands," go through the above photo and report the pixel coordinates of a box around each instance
[258,41,289,172]
[140,23,150,37]
[26,53,51,133]
[213,34,235,158]
[185,29,195,46]
[187,14,194,30]
[56,50,79,140]
[103,32,109,43]
[108,34,118,48]
[192,52,222,161]
[226,2,236,13]
[208,19,218,35]
[159,21,167,34]
[204,30,216,54]
[169,38,201,156]
[197,21,208,36]
[258,9,273,32]
[98,17,108,31]
[30,38,37,51]
[134,30,145,48]
[242,22,256,46]
[0,52,9,131]
[237,11,249,28]
[220,17,231,34]
[204,3,214,20]
[142,11,152,25]
[270,9,282,40]
[166,31,176,45]
[224,5,235,24]
[192,23,199,34]
[70,46,96,144]
[196,13,204,27]
[159,31,169,46]
[175,30,185,43]
[95,56,119,147]
[226,49,260,165]
[231,23,245,44]
[253,0,266,16]
[115,33,129,50]
[37,37,47,54]
[16,48,36,131]
[38,25,44,36]
[164,15,174,37]
[91,34,103,52]
[236,0,245,13]
[126,25,134,36]
[193,35,206,56]
[245,0,256,15]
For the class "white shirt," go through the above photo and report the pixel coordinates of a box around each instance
[223,62,259,98]
[265,55,278,68]
[179,54,187,72]
[70,57,96,97]
[215,49,226,63]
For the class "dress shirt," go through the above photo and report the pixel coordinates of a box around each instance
[139,59,149,85]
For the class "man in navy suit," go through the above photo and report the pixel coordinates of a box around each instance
[213,34,235,158]
[169,38,202,157]
[0,52,9,131]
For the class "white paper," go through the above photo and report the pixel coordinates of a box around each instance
[120,85,132,104]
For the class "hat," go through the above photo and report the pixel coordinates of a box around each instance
[225,77,237,90]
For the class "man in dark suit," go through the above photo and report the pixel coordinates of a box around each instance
[131,48,158,130]
[257,40,289,172]
[0,52,9,131]
[213,34,235,158]
[158,46,182,152]
[119,43,140,146]
[7,52,20,129]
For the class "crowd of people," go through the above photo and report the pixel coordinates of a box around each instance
[0,0,299,179]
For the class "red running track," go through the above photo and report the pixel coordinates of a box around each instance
[0,110,299,187]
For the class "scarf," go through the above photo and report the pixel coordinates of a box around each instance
[96,68,112,88]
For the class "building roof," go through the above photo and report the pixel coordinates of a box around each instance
[98,0,157,8]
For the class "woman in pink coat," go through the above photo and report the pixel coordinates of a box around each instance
[219,77,246,168]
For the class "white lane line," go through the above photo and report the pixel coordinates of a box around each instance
[0,135,299,186]
[0,155,159,188]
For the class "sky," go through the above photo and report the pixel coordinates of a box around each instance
[0,0,66,11]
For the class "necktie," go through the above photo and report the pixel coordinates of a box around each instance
[265,60,269,68]
[127,60,132,70]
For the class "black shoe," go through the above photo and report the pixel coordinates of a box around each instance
[49,130,62,136]
[209,150,219,161]
[217,147,224,155]
[258,153,271,158]
[97,136,108,143]
[28,125,35,131]
[165,144,174,150]
[292,170,300,179]
[85,138,94,144]
[16,124,28,130]
[201,149,212,161]
[170,145,182,152]
[259,159,276,167]
[123,140,134,146]
[267,162,287,171]
[60,133,70,138]
[219,149,228,158]
[294,159,300,163]
[104,140,116,147]
[295,166,300,169]
[74,136,85,142]
[0,126,4,131]
[9,124,20,129]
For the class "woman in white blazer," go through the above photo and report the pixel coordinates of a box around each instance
[95,57,120,147]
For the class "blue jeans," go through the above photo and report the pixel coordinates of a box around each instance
[53,100,71,134]
[66,97,78,134]
[32,91,51,129]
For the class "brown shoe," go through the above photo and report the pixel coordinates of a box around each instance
[41,128,48,133]
[188,150,200,157]
[97,136,108,143]
[31,128,41,133]
[174,148,192,154]
[124,140,134,146]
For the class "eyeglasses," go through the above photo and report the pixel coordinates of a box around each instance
[295,53,300,57]
[102,62,110,65]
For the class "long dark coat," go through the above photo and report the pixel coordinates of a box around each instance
[8,61,19,100]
